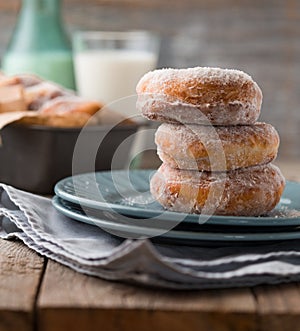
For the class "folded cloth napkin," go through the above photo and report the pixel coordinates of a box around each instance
[1,183,300,289]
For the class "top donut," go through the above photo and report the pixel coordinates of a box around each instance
[136,67,262,125]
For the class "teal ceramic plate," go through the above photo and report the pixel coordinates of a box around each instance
[54,170,300,227]
[53,196,300,243]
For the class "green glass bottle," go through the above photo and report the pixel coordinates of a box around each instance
[2,0,75,90]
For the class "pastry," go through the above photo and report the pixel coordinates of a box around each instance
[150,163,285,216]
[136,67,262,125]
[155,122,279,171]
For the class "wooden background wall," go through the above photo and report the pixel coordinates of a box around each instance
[0,0,299,159]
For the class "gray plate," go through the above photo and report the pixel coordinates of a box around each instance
[53,196,300,243]
[54,170,300,227]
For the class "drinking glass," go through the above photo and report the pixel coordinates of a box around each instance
[73,30,159,117]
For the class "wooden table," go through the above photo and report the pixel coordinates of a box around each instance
[1,158,300,331]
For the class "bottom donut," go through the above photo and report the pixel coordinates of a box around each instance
[150,163,285,216]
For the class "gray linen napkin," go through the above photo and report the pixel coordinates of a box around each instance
[1,183,300,289]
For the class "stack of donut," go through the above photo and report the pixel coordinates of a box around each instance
[136,67,285,216]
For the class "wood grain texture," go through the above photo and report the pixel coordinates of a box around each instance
[37,260,256,331]
[253,284,300,331]
[0,0,299,158]
[0,0,279,9]
[1,160,300,331]
[36,159,299,331]
[0,239,44,331]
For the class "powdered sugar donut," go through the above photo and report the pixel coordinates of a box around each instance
[136,67,262,125]
[150,163,285,216]
[155,122,279,171]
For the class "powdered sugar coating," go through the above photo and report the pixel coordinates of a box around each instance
[137,67,258,91]
[155,122,279,171]
[136,67,262,125]
[25,81,72,110]
[150,163,285,216]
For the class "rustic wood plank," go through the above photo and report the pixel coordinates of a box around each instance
[0,239,45,331]
[0,1,18,11]
[33,159,300,331]
[0,0,299,159]
[37,260,257,331]
[0,0,282,10]
[253,284,300,331]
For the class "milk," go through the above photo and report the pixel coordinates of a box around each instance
[74,50,157,116]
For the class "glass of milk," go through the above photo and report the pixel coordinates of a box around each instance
[73,31,160,168]
[73,30,159,117]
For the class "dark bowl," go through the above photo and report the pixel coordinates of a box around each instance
[0,123,139,194]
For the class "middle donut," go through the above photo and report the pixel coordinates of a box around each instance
[155,122,279,171]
